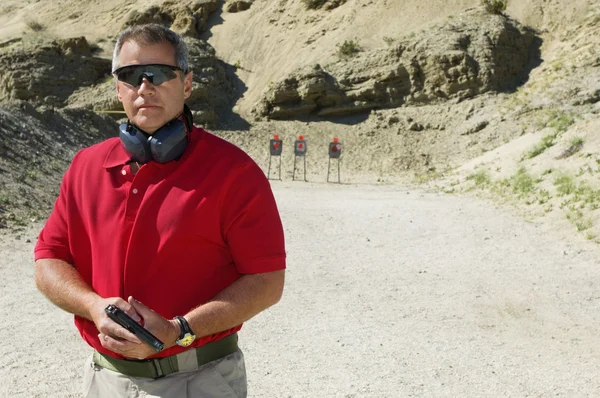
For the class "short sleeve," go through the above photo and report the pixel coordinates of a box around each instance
[221,161,286,274]
[34,163,74,264]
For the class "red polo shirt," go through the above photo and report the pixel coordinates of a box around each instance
[35,126,286,359]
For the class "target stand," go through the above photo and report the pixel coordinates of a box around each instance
[327,138,342,184]
[292,136,307,182]
[267,135,283,180]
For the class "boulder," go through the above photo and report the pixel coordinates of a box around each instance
[302,0,347,10]
[122,0,221,38]
[0,38,111,107]
[255,64,348,118]
[184,38,236,127]
[225,0,254,13]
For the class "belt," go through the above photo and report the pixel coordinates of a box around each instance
[92,333,238,379]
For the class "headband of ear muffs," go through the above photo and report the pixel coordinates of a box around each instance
[119,105,194,164]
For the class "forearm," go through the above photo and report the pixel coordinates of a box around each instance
[185,270,285,339]
[35,258,101,321]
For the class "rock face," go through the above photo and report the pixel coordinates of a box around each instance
[0,38,111,107]
[0,100,118,228]
[302,0,348,10]
[225,0,254,13]
[122,0,221,38]
[185,38,236,126]
[254,8,540,120]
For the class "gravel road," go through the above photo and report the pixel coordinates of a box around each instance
[2,182,599,397]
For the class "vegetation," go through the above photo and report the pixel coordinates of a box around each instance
[382,36,395,46]
[457,162,599,241]
[546,111,575,133]
[554,174,576,196]
[467,170,490,186]
[481,0,507,15]
[522,133,557,160]
[26,171,38,181]
[336,40,362,59]
[573,183,600,210]
[25,19,44,32]
[556,138,584,159]
[509,167,536,197]
[570,137,584,147]
[414,168,445,184]
[566,210,593,231]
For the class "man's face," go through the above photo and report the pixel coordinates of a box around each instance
[116,40,192,134]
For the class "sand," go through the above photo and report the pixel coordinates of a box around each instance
[2,181,600,397]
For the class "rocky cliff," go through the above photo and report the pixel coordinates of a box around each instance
[254,8,540,119]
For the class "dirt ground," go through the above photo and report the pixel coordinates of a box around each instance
[2,181,600,397]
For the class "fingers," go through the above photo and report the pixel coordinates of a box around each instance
[96,308,142,345]
[95,297,141,324]
[126,309,142,324]
[117,298,141,323]
[98,333,150,360]
[128,296,152,321]
[107,323,143,344]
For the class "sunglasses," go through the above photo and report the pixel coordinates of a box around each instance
[113,64,185,87]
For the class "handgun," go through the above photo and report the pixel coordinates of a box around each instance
[104,304,165,353]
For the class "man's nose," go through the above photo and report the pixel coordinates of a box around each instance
[137,76,156,95]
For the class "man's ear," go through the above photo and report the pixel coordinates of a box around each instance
[183,72,193,99]
[116,78,124,103]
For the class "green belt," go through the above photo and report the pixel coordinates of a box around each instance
[92,333,238,379]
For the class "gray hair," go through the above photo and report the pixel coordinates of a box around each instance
[112,24,189,73]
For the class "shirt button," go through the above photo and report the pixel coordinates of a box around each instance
[132,188,139,194]
[121,169,127,175]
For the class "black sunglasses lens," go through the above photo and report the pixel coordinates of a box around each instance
[116,65,179,87]
[148,66,177,85]
[116,67,138,85]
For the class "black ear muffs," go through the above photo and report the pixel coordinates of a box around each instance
[119,105,194,164]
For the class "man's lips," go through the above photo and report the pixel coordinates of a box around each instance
[138,104,159,109]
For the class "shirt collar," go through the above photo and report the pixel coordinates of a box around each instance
[102,126,203,169]
[103,140,130,169]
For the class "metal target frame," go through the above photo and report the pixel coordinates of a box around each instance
[267,136,283,180]
[292,136,307,182]
[327,139,342,183]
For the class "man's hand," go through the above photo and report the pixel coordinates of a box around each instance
[89,296,143,352]
[97,296,180,359]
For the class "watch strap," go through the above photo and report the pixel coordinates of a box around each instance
[174,316,193,339]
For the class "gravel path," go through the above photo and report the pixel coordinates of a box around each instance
[2,182,599,397]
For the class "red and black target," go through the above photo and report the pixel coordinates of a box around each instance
[328,137,342,159]
[270,134,283,156]
[294,135,307,157]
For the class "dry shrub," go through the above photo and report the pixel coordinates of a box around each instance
[481,0,507,15]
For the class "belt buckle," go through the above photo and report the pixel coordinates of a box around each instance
[152,359,165,379]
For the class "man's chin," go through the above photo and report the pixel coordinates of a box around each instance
[132,118,165,135]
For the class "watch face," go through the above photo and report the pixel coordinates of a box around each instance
[178,333,195,347]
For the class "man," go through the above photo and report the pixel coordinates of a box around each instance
[34,24,286,398]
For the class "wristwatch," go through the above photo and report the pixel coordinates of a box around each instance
[174,316,196,347]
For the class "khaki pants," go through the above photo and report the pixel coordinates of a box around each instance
[82,350,247,398]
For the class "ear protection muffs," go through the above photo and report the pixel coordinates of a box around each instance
[119,105,194,164]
